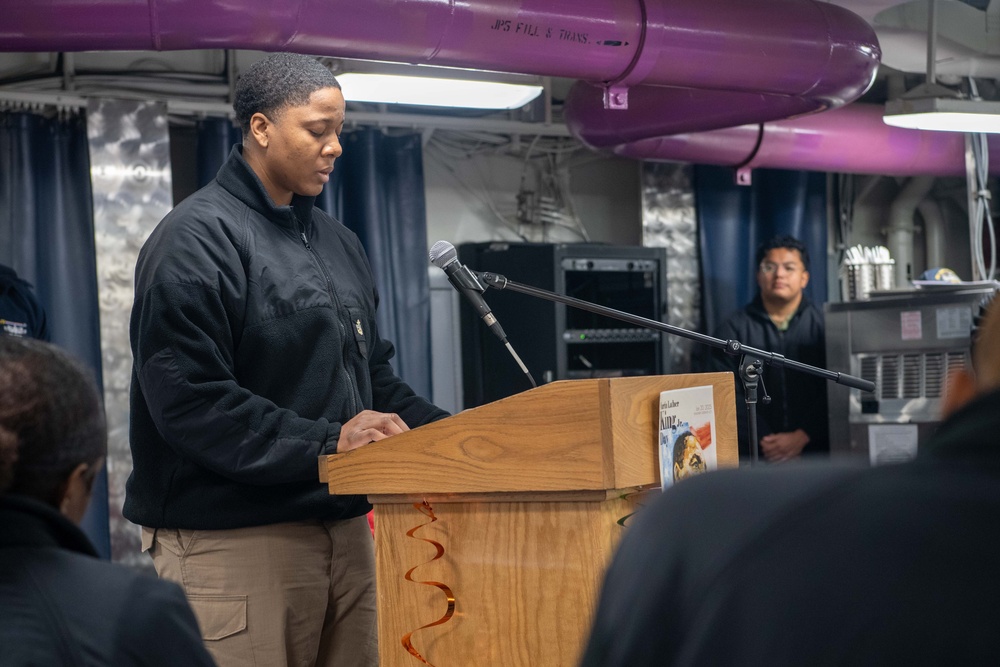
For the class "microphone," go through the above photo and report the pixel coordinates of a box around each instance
[430,241,536,390]
[429,240,507,343]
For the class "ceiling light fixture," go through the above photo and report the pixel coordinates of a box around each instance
[326,59,544,110]
[884,96,1000,133]
[882,0,1000,133]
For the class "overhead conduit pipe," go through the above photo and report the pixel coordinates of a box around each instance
[602,103,1000,176]
[5,1,876,128]
[887,175,935,285]
[6,0,985,176]
[3,0,879,99]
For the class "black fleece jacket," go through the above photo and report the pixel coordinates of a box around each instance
[125,146,448,530]
[0,495,215,666]
[699,294,828,457]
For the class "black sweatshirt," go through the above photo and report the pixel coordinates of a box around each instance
[699,294,828,457]
[1,495,216,666]
[125,146,447,530]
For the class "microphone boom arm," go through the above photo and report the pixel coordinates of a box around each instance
[476,271,874,393]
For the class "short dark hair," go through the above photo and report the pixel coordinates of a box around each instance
[755,235,810,272]
[233,53,341,136]
[0,338,106,505]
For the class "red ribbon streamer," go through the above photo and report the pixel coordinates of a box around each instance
[401,500,456,666]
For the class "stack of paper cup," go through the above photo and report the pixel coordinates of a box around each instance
[841,245,893,300]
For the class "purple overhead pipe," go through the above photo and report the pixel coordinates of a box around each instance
[5,0,929,175]
[4,0,878,99]
[610,103,1000,177]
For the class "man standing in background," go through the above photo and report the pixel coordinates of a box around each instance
[699,235,828,461]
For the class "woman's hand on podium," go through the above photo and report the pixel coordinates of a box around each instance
[337,410,409,453]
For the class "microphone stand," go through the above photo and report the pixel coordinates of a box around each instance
[476,271,874,465]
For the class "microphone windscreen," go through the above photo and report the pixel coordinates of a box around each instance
[429,240,457,268]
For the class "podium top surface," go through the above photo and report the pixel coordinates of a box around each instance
[319,374,736,497]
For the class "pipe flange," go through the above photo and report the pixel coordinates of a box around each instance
[602,0,666,110]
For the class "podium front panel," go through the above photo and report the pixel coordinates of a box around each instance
[372,493,638,667]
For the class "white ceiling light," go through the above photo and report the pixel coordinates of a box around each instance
[882,0,1000,133]
[336,73,542,109]
[327,59,544,110]
[884,96,1000,133]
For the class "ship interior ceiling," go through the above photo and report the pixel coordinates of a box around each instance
[0,4,996,181]
[1,0,999,169]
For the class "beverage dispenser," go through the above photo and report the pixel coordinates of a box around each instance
[825,283,997,463]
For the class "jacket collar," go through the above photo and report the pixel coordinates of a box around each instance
[0,494,98,557]
[215,145,315,230]
[747,293,812,324]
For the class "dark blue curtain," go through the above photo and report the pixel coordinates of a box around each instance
[0,112,108,558]
[195,120,434,399]
[195,117,241,188]
[323,129,433,398]
[695,165,827,336]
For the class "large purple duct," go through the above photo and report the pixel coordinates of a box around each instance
[15,0,979,177]
[5,0,878,99]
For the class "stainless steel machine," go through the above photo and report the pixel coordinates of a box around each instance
[825,283,997,463]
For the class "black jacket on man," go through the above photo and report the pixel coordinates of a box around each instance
[581,387,1000,667]
[0,494,215,666]
[125,146,448,530]
[699,294,828,457]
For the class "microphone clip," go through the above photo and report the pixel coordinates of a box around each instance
[450,265,488,294]
[477,272,507,290]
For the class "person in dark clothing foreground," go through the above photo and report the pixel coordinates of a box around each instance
[700,235,828,461]
[0,337,215,666]
[580,295,1000,666]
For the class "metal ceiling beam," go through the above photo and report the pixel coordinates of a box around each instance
[0,89,572,136]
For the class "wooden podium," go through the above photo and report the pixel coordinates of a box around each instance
[319,373,736,667]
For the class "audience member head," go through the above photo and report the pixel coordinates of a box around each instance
[233,53,341,138]
[971,294,1000,388]
[945,293,1000,417]
[0,337,106,523]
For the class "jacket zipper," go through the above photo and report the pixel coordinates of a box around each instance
[299,224,362,415]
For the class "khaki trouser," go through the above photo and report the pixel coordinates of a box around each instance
[142,517,377,667]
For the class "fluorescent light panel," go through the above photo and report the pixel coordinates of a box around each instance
[337,72,543,110]
[884,96,1000,133]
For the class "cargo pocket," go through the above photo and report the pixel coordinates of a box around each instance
[187,594,253,659]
